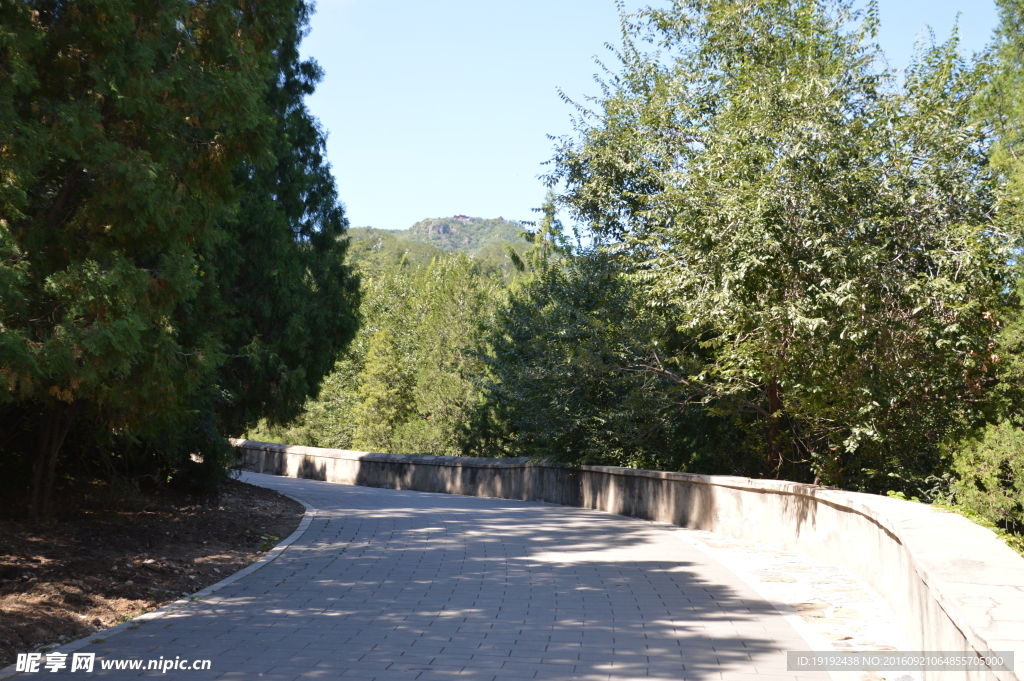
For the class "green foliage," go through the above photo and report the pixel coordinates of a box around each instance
[0,0,358,511]
[515,192,572,273]
[947,421,1024,534]
[1,0,275,423]
[933,0,1024,551]
[326,264,420,450]
[405,216,525,255]
[290,358,363,449]
[204,0,360,437]
[256,252,499,456]
[347,228,447,273]
[979,0,1024,205]
[353,330,416,453]
[467,249,752,472]
[546,0,1013,489]
[389,256,496,455]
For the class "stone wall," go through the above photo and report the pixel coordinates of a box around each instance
[232,439,1023,681]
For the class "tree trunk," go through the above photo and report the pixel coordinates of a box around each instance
[28,403,75,519]
[767,379,784,476]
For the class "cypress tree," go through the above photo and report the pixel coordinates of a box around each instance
[0,0,359,514]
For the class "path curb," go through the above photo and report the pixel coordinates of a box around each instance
[0,484,317,679]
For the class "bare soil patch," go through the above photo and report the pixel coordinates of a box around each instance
[0,477,304,668]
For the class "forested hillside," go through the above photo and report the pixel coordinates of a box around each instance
[403,216,524,254]
[346,218,531,276]
[350,216,526,256]
[247,212,544,452]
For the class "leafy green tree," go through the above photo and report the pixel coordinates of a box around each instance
[472,249,748,471]
[547,0,1013,488]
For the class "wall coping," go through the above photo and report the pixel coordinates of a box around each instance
[231,439,1024,676]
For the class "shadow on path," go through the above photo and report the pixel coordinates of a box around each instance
[45,474,824,681]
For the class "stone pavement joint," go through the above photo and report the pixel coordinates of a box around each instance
[5,472,858,680]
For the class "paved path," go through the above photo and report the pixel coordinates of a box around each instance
[18,473,836,681]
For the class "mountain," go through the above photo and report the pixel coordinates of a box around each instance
[350,216,526,257]
[346,216,530,275]
[405,216,525,255]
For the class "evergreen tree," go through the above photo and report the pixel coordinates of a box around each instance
[120,0,361,488]
[980,0,1024,204]
[394,255,496,456]
[352,330,415,453]
[941,0,1024,531]
[202,0,359,438]
[0,0,359,513]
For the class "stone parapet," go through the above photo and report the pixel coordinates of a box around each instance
[231,439,1024,681]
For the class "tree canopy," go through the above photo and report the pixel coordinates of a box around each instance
[545,0,1016,488]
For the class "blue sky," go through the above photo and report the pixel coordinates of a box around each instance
[300,0,1000,232]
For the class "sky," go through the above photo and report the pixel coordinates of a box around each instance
[299,0,1000,232]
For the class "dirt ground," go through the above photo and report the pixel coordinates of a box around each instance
[0,476,305,669]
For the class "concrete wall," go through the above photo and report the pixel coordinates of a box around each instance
[232,439,1024,681]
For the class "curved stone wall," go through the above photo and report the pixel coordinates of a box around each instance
[232,439,1023,681]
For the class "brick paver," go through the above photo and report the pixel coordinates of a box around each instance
[15,472,833,680]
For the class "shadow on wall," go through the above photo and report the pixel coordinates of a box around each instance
[298,455,326,482]
[245,447,328,482]
[236,444,729,531]
[236,444,847,557]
